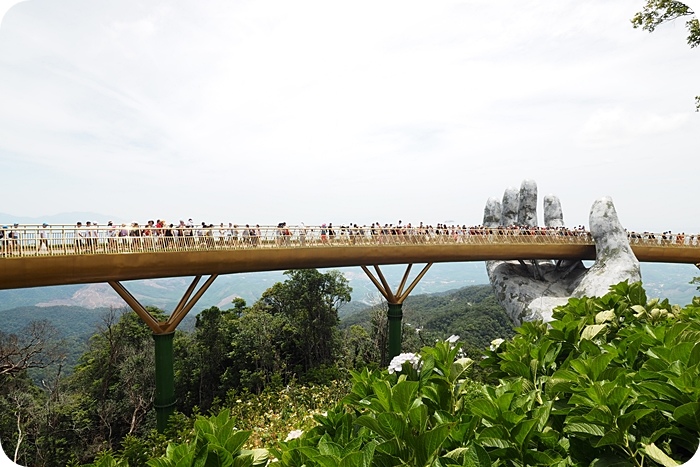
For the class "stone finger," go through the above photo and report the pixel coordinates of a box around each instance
[483,197,502,228]
[501,187,519,227]
[543,194,564,228]
[517,179,538,227]
[572,196,641,298]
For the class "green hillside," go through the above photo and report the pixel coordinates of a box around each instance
[342,284,515,354]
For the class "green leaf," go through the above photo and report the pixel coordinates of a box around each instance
[590,352,617,381]
[501,361,531,379]
[222,431,251,456]
[310,455,340,467]
[495,391,515,413]
[415,424,451,466]
[147,459,175,467]
[637,381,685,404]
[582,324,607,341]
[339,452,366,467]
[450,357,474,383]
[377,412,406,439]
[589,455,634,466]
[206,444,236,467]
[594,428,623,447]
[606,386,633,413]
[355,415,381,435]
[477,425,511,449]
[673,402,700,431]
[240,449,268,467]
[470,398,499,422]
[595,310,616,324]
[628,282,647,305]
[564,422,606,437]
[408,402,428,433]
[318,438,344,459]
[512,418,538,449]
[372,380,392,412]
[688,342,700,367]
[391,380,419,415]
[642,442,681,466]
[617,408,654,433]
[460,444,491,467]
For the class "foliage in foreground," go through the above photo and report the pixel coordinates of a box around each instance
[277,281,700,466]
[36,281,700,465]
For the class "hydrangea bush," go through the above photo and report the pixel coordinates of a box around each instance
[272,282,700,466]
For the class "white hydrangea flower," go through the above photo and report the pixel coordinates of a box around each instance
[284,429,303,441]
[490,338,505,351]
[446,335,460,343]
[388,352,421,374]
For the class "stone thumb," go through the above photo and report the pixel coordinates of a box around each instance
[573,196,641,298]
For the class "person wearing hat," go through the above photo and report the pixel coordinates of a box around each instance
[38,223,50,253]
[321,223,328,244]
[74,221,85,252]
[8,223,20,255]
[0,225,6,256]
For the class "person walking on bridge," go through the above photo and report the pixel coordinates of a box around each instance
[38,223,49,253]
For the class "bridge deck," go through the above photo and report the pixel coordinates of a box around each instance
[1,225,698,290]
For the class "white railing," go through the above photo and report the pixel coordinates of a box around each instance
[0,224,698,258]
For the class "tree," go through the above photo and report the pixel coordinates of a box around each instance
[632,1,700,109]
[69,307,163,460]
[175,306,236,411]
[0,320,64,376]
[256,269,352,375]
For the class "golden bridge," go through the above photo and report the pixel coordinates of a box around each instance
[2,224,698,289]
[2,223,699,431]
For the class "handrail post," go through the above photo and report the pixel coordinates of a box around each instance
[153,332,175,433]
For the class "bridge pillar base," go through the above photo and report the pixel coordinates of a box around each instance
[387,303,403,359]
[108,275,218,433]
[361,263,432,361]
[153,332,176,433]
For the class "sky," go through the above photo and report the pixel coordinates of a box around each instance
[0,0,698,234]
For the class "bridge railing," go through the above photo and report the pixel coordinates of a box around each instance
[0,224,697,257]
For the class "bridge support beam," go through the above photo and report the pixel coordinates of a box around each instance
[108,274,218,432]
[153,332,175,433]
[361,263,433,361]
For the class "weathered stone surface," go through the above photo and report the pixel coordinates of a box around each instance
[543,194,564,228]
[571,196,641,298]
[484,181,641,325]
[517,179,537,227]
[483,197,502,227]
[501,187,519,226]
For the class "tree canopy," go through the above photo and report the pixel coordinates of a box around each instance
[632,0,700,109]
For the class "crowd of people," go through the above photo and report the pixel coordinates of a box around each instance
[1,220,698,256]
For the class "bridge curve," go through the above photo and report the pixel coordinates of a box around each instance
[1,224,698,290]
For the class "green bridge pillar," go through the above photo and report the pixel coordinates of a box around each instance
[361,264,433,363]
[388,303,403,360]
[153,332,176,433]
[110,276,219,433]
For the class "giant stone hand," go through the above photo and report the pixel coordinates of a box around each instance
[484,179,641,324]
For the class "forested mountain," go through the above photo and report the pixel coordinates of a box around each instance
[342,284,514,355]
[0,285,509,380]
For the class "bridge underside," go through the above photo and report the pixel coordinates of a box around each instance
[1,243,698,291]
